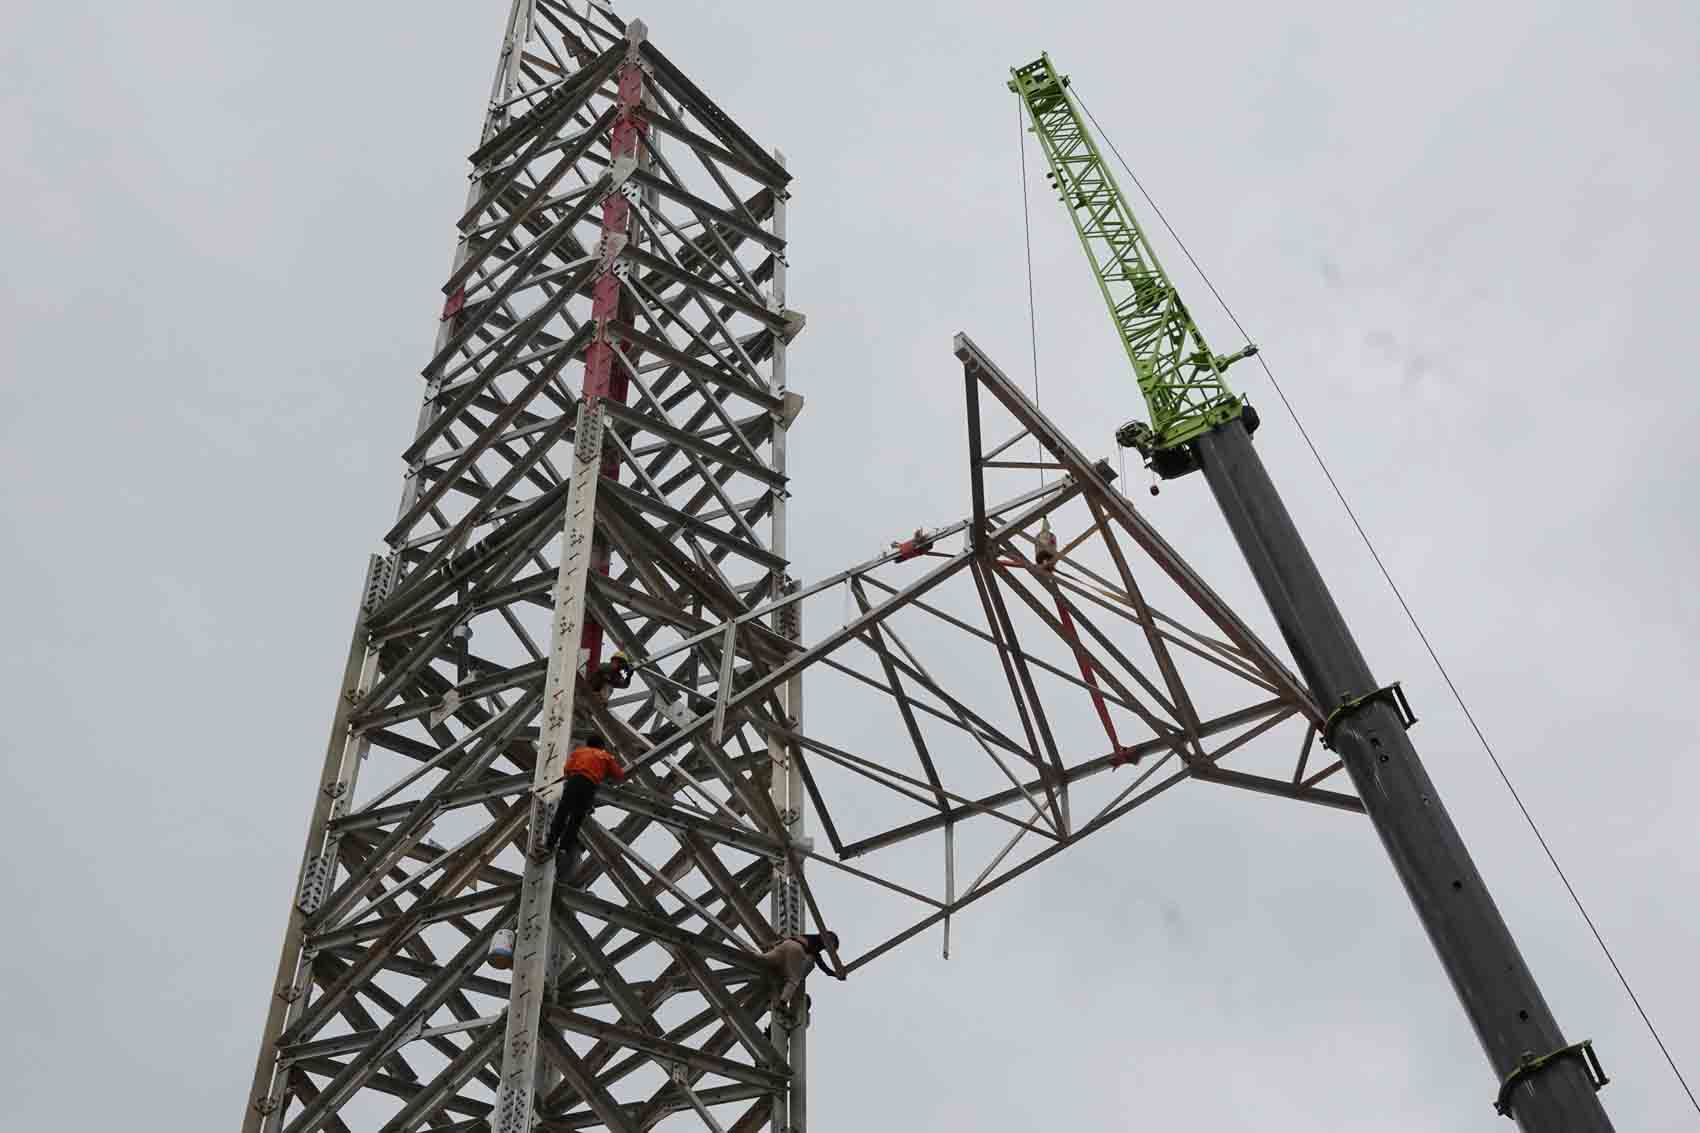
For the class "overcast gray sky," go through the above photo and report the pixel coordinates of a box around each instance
[3,0,1697,1128]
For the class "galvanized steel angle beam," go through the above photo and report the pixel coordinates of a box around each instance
[611,294,776,410]
[635,43,788,192]
[985,556,1191,758]
[284,802,527,1045]
[597,476,785,572]
[445,106,622,300]
[312,695,542,931]
[601,423,770,570]
[407,316,593,494]
[626,490,1076,774]
[434,245,600,379]
[282,912,513,1133]
[626,168,785,258]
[469,43,625,173]
[956,331,1316,716]
[582,831,777,1069]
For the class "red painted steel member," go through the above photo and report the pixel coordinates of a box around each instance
[579,50,649,671]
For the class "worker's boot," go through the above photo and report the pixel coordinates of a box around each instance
[778,993,812,1028]
[555,843,581,885]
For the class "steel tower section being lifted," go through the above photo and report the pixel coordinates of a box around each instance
[244,3,813,1130]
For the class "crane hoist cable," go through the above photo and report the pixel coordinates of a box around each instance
[1016,95,1045,491]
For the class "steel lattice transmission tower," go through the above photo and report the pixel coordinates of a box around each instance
[244,5,1511,1132]
[246,4,814,1129]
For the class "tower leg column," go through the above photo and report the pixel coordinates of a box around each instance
[490,404,606,1133]
[242,555,390,1133]
[766,150,807,1133]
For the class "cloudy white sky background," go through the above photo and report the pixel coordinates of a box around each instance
[2,1,1697,1128]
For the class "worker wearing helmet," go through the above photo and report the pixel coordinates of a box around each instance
[759,930,846,1019]
[540,732,625,868]
[582,652,635,710]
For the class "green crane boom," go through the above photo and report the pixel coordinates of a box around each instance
[1007,52,1618,1132]
[1009,53,1258,479]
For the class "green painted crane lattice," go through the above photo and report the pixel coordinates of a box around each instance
[1010,53,1257,478]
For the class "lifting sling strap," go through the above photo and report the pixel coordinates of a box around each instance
[1052,587,1131,767]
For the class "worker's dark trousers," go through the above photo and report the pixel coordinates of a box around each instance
[545,774,598,851]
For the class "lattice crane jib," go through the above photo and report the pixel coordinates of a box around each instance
[1009,54,1258,478]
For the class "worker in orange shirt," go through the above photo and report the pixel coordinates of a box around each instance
[541,732,626,863]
